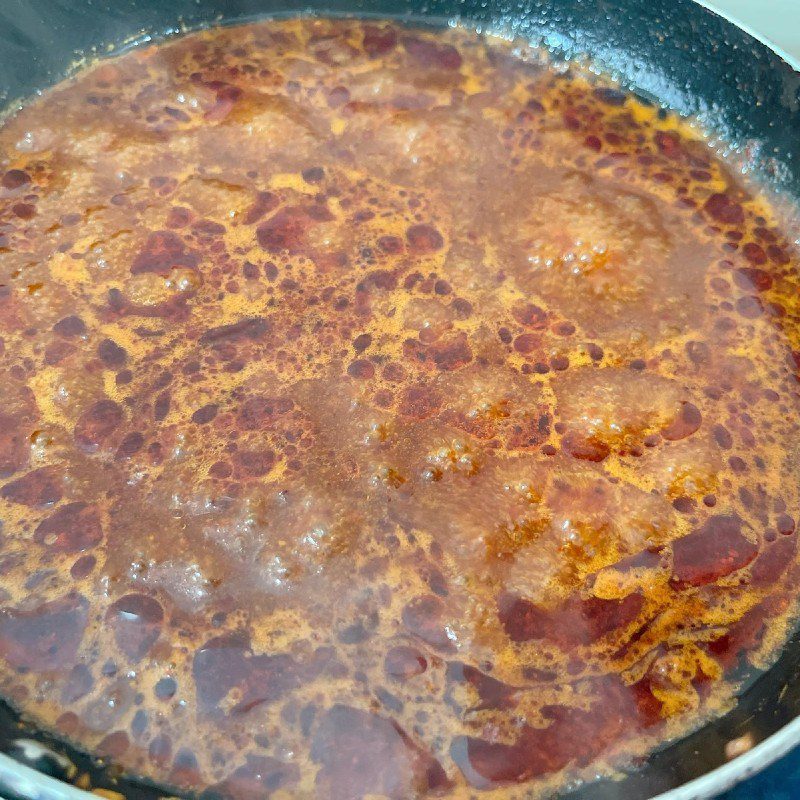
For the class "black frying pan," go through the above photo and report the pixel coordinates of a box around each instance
[0,1,799,799]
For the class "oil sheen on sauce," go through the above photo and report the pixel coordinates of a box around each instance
[1,17,800,800]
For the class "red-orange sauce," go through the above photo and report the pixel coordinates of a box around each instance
[1,17,800,799]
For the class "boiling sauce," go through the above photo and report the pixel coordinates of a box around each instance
[1,17,800,799]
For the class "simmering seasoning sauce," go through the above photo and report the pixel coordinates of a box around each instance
[1,17,800,799]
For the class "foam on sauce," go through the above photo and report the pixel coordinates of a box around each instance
[1,17,800,799]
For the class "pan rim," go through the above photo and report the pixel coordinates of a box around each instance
[693,0,800,73]
[649,713,800,800]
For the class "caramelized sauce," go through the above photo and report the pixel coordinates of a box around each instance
[1,17,800,799]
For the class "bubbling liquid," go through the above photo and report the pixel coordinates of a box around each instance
[1,17,800,800]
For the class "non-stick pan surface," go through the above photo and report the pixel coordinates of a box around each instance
[0,2,799,799]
